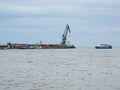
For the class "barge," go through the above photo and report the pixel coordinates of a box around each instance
[6,24,75,49]
[39,24,75,49]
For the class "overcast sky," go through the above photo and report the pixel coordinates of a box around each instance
[0,0,120,47]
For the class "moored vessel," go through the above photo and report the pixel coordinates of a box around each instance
[0,45,8,49]
[39,24,75,49]
[6,24,75,49]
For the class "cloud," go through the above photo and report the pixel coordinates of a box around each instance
[0,3,48,14]
[0,0,120,46]
[1,0,120,16]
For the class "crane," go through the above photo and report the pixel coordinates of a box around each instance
[61,24,71,45]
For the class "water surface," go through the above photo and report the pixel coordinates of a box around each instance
[0,48,120,90]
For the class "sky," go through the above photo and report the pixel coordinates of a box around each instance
[0,0,120,47]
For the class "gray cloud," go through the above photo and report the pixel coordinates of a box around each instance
[0,0,120,46]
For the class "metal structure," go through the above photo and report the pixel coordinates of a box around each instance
[2,25,75,49]
[61,24,71,45]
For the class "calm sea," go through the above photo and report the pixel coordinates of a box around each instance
[0,48,120,90]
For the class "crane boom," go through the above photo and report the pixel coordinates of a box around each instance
[61,24,71,45]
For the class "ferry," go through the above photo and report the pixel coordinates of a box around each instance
[95,44,112,49]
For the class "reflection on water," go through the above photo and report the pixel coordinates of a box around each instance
[0,48,120,90]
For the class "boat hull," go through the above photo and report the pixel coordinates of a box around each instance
[95,47,112,49]
[40,44,75,49]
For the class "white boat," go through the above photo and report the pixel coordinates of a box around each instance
[95,44,112,49]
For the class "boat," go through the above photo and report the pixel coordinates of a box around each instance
[95,44,112,49]
[39,24,75,49]
[0,45,8,49]
[7,24,76,49]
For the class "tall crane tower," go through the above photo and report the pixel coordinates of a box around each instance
[61,24,71,45]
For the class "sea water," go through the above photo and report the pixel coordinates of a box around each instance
[0,48,120,90]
